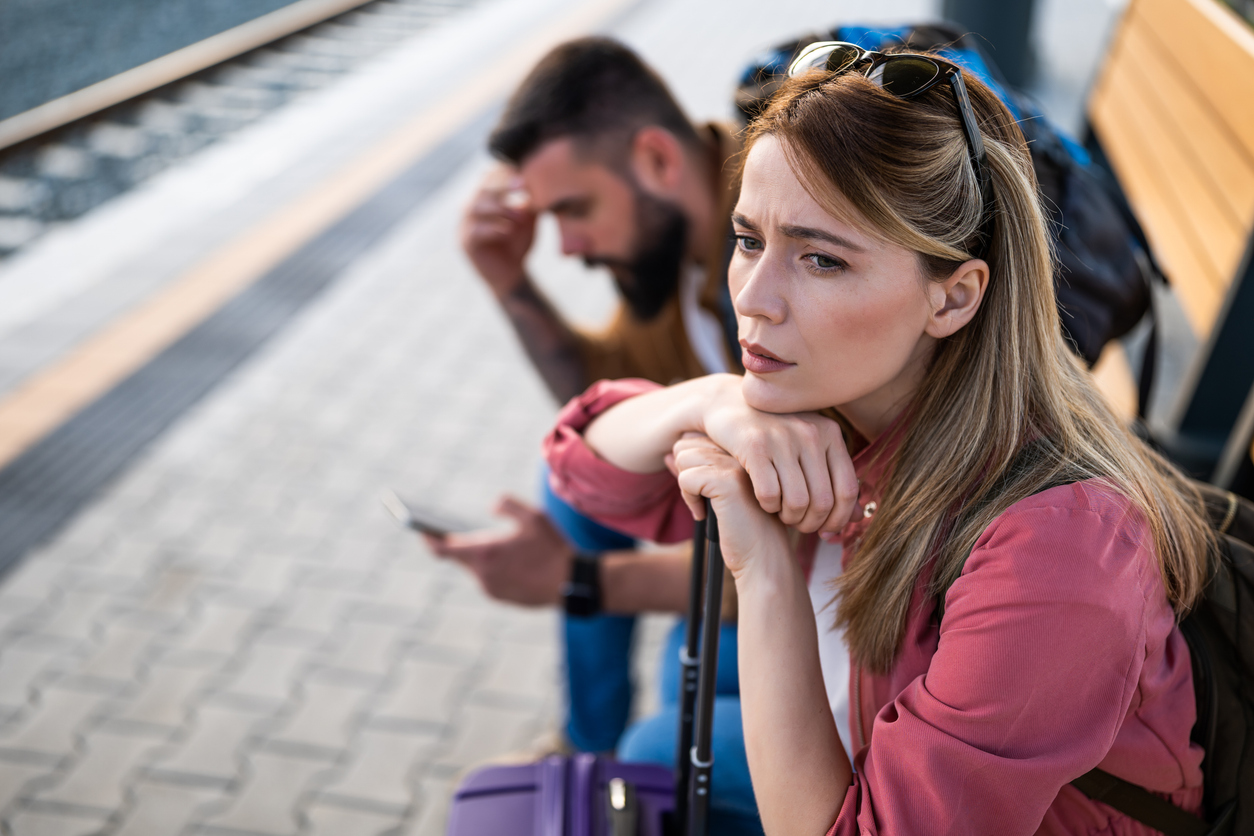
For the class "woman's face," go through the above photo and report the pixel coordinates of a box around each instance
[730,135,939,436]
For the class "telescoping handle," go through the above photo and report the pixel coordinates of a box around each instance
[686,501,724,836]
[673,516,706,832]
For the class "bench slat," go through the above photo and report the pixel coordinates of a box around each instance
[1099,32,1250,280]
[1138,0,1254,164]
[1122,12,1254,229]
[1088,0,1254,334]
[1091,80,1228,331]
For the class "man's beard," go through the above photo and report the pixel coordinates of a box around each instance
[585,189,688,322]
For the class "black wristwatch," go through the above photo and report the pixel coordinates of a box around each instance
[562,552,602,617]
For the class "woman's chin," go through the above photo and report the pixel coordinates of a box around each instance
[741,375,815,415]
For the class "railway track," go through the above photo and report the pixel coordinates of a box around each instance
[0,0,480,260]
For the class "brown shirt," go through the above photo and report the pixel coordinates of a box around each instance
[572,122,742,386]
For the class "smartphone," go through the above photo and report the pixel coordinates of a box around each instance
[380,489,470,538]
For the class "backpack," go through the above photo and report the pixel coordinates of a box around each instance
[734,24,1161,409]
[940,458,1253,835]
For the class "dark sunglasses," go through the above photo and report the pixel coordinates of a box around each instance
[788,41,995,258]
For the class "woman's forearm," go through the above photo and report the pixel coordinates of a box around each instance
[583,375,730,473]
[737,561,852,835]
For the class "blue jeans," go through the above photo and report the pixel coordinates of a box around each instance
[542,474,635,753]
[541,476,763,834]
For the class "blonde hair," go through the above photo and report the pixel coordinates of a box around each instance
[743,64,1214,673]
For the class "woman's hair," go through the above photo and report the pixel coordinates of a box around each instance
[742,61,1215,673]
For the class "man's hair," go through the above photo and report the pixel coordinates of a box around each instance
[489,37,701,165]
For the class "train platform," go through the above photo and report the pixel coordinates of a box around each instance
[0,0,1121,833]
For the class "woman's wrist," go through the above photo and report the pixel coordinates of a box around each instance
[733,545,805,603]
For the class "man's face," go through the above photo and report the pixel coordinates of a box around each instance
[519,137,687,321]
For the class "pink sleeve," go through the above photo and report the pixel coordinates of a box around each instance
[542,379,695,544]
[827,483,1195,836]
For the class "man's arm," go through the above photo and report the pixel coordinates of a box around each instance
[425,495,691,614]
[499,279,589,405]
[461,166,589,404]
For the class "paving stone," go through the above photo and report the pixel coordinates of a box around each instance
[26,590,116,644]
[0,688,104,763]
[265,680,369,757]
[0,594,44,635]
[320,621,399,680]
[418,603,495,657]
[1,561,72,602]
[354,560,438,623]
[131,564,203,619]
[315,727,435,813]
[33,730,164,812]
[398,776,453,836]
[0,638,62,710]
[110,781,225,836]
[195,752,325,836]
[4,809,109,836]
[214,642,310,707]
[0,759,55,809]
[170,601,258,658]
[430,702,537,771]
[74,622,160,683]
[303,803,404,836]
[105,663,215,730]
[475,639,557,704]
[370,657,466,728]
[218,553,307,601]
[146,704,264,786]
[270,588,349,637]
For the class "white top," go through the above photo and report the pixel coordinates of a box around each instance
[678,264,730,375]
[808,538,854,761]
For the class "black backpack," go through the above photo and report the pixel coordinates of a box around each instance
[941,467,1253,835]
[734,24,1160,408]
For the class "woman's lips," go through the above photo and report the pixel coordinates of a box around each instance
[740,342,794,374]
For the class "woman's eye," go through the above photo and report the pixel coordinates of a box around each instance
[805,253,845,271]
[734,234,763,253]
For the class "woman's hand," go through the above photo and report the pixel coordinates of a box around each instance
[697,377,860,539]
[668,434,791,579]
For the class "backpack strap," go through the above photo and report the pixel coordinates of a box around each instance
[1071,768,1211,836]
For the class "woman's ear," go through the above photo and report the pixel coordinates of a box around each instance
[925,259,989,339]
[630,126,684,194]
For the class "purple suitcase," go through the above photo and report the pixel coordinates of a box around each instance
[446,753,675,835]
[447,510,724,836]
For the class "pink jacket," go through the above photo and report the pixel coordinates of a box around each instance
[543,379,1204,836]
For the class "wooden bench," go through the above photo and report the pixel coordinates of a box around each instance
[1084,0,1254,493]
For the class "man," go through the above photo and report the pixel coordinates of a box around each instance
[429,37,743,755]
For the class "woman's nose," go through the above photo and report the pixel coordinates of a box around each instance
[734,260,787,323]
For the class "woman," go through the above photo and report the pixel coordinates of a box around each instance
[542,44,1213,835]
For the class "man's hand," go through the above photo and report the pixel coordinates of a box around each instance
[461,165,537,297]
[424,496,573,607]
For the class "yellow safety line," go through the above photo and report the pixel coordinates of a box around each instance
[0,0,634,470]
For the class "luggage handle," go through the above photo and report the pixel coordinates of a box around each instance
[675,501,724,836]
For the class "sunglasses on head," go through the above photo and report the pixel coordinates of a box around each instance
[787,41,995,259]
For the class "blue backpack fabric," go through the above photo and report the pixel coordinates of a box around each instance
[735,24,1158,400]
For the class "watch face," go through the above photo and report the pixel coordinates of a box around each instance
[563,555,602,617]
[562,582,599,617]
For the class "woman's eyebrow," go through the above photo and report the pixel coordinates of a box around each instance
[731,212,759,230]
[779,223,867,253]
